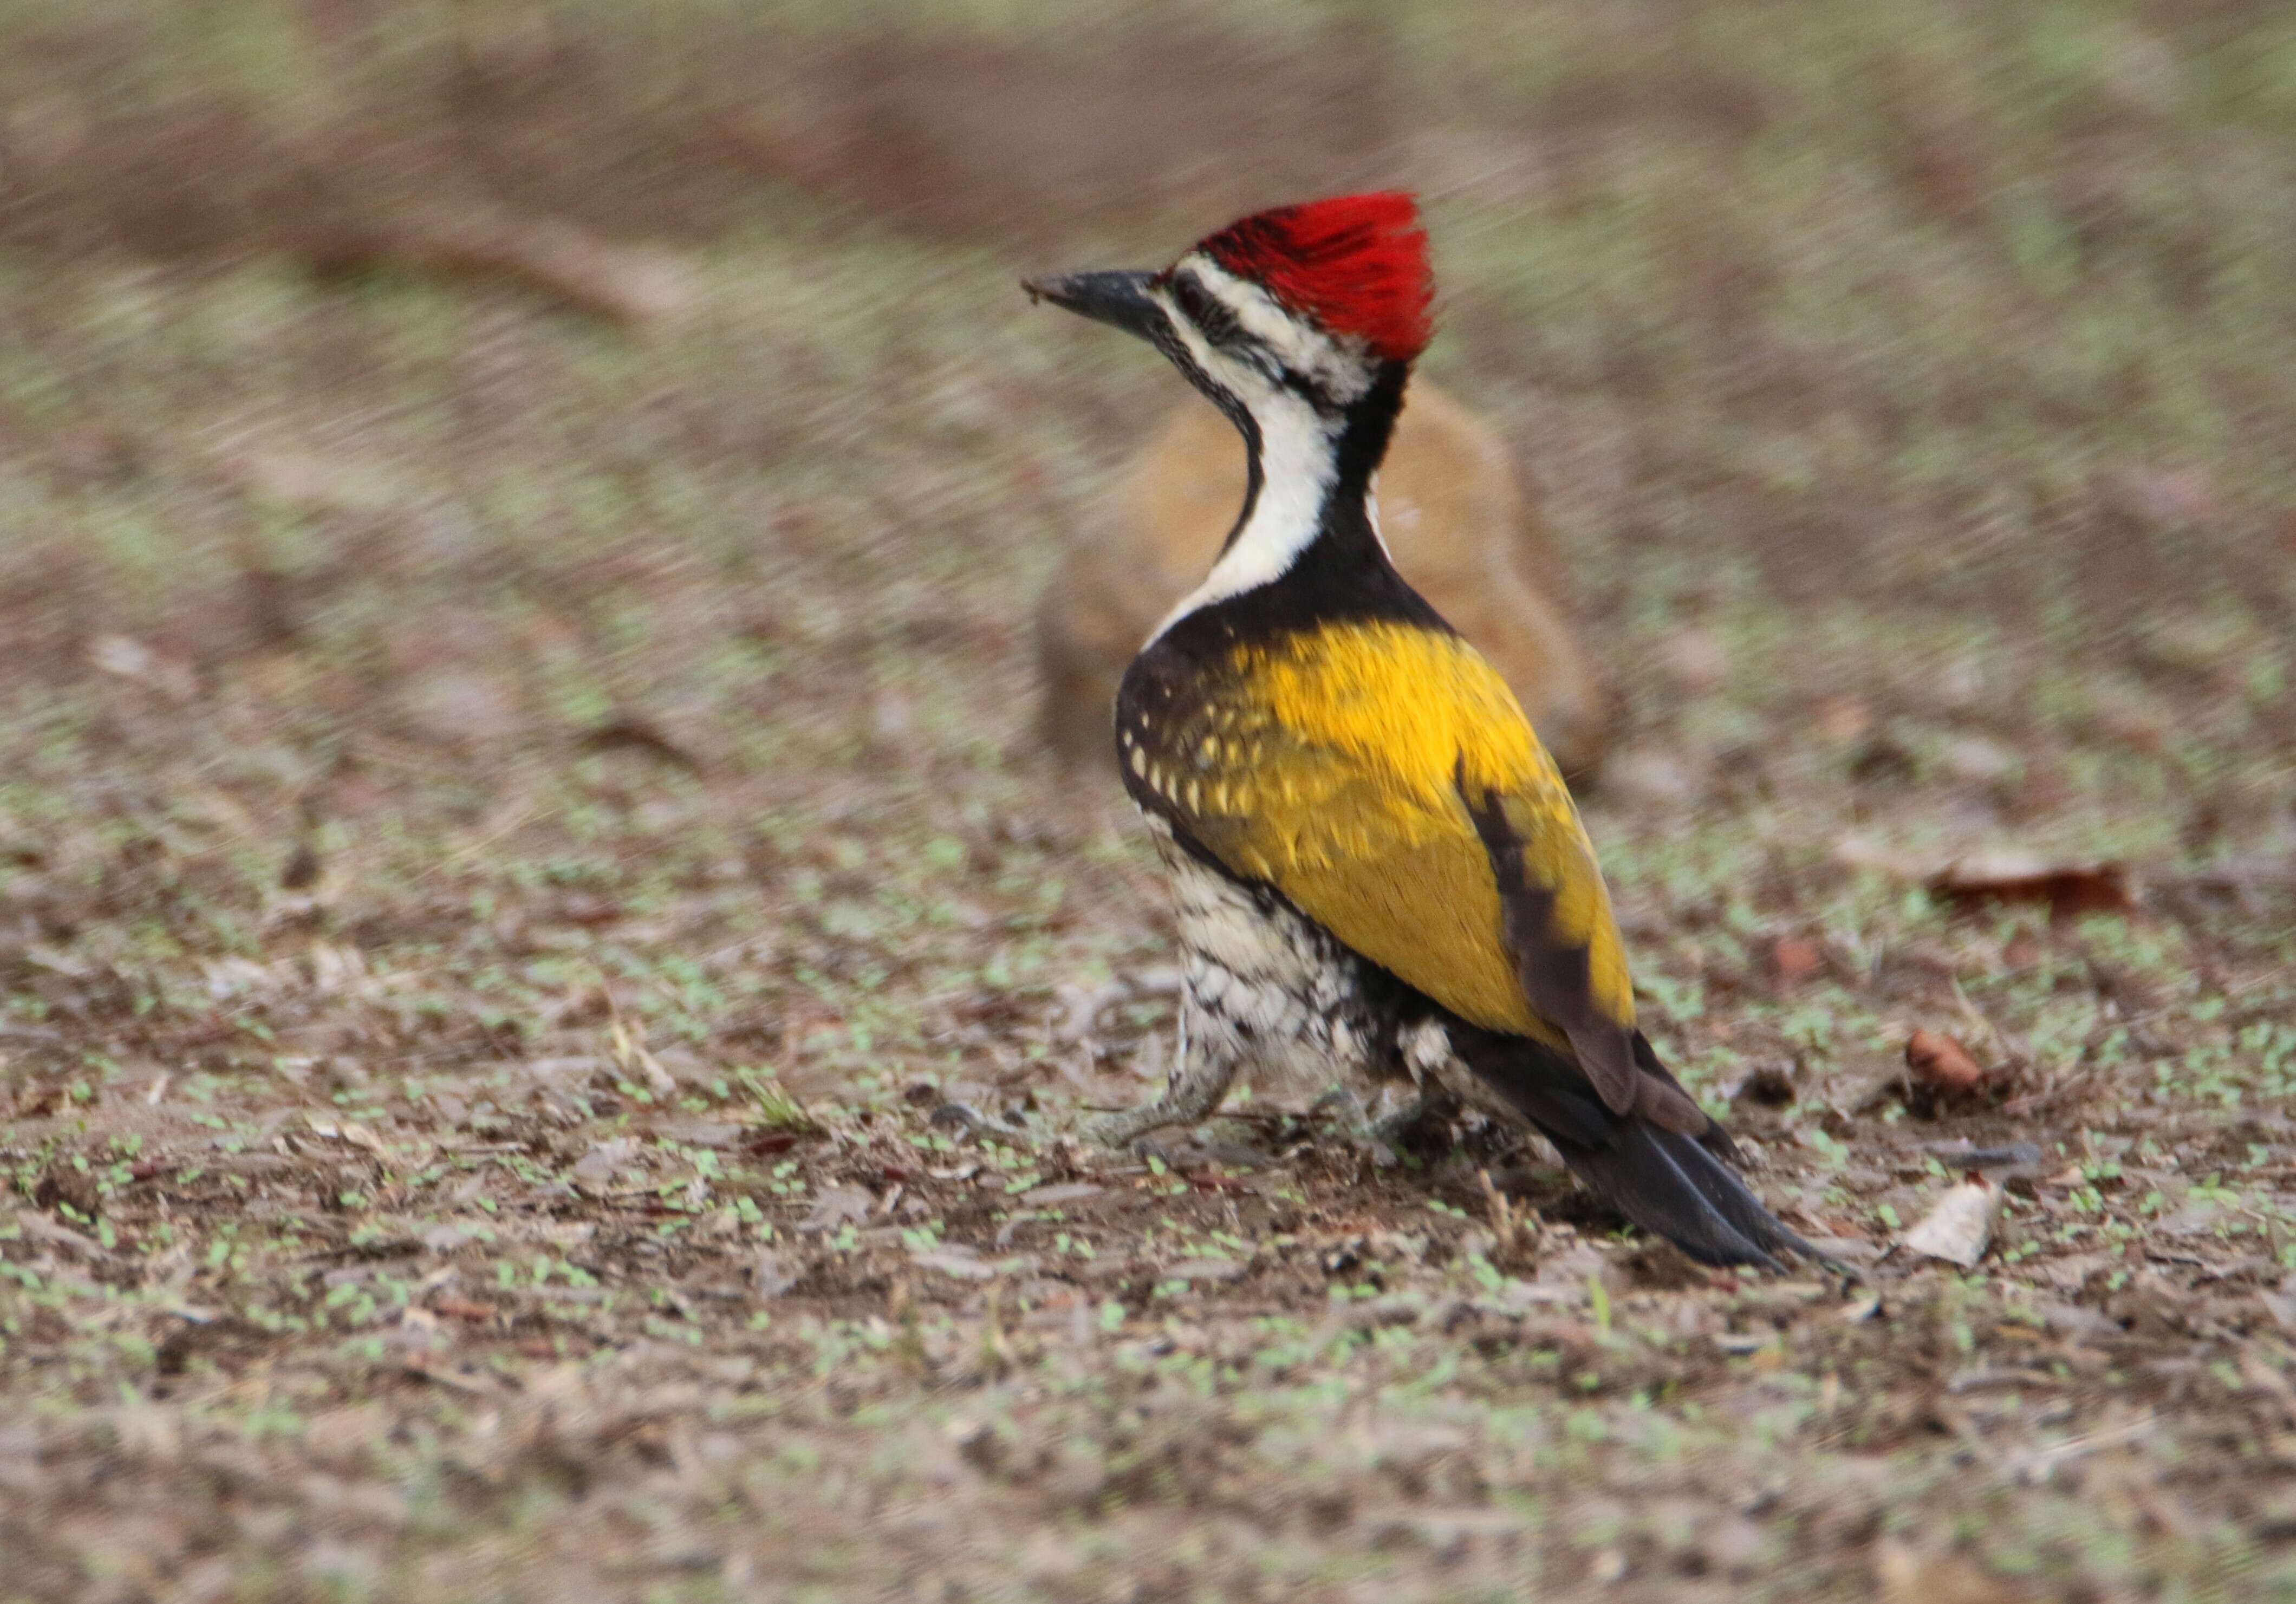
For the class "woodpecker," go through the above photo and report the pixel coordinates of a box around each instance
[1024,193,1820,1270]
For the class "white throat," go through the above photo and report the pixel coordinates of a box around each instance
[1137,264,1391,643]
[1148,393,1342,641]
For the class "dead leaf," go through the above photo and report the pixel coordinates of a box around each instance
[1831,833,1930,880]
[578,716,702,774]
[401,668,524,746]
[571,1139,638,1189]
[1770,936,1823,984]
[1835,841,2137,923]
[1929,854,2133,921]
[1904,1029,1988,1103]
[398,1358,502,1395]
[1939,734,2018,785]
[336,1121,388,1155]
[1900,1178,2001,1268]
[13,1209,108,1257]
[1605,746,1699,807]
[1919,1139,2042,1172]
[798,1187,874,1234]
[608,1018,678,1097]
[753,1250,798,1296]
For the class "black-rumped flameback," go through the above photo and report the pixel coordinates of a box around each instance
[1025,194,1822,1270]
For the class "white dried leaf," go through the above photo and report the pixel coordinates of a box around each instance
[1900,1179,2001,1268]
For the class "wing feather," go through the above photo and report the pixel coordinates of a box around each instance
[1124,622,1640,1102]
[1458,778,1640,1114]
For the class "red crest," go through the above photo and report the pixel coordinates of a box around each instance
[1192,192,1433,363]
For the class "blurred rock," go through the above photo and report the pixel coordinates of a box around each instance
[1936,656,1988,710]
[87,634,198,702]
[1659,625,1727,695]
[871,691,914,744]
[1604,746,1700,808]
[1939,733,2018,785]
[2110,465,2220,531]
[1035,382,1614,781]
[400,668,522,746]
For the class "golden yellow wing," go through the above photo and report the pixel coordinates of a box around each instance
[1123,620,1644,1114]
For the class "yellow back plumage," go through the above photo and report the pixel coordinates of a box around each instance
[1148,621,1635,1043]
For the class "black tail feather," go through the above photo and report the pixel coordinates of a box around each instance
[1548,1119,1784,1269]
[1454,1024,1829,1272]
[1632,1028,1746,1166]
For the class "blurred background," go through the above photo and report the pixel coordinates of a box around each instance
[5,3,2296,1599]
[5,2,2292,843]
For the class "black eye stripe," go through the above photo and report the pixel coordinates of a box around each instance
[1159,271,1345,417]
[1170,275,1241,345]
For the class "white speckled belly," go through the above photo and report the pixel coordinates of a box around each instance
[1149,817,1383,1097]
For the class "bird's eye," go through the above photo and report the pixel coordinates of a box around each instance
[1170,276,1241,346]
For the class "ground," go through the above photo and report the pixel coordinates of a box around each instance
[3,4,2296,1601]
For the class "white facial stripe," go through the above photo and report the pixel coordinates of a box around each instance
[1137,262,1392,640]
[1174,255,1374,406]
[1144,283,1343,640]
[1163,394,1339,626]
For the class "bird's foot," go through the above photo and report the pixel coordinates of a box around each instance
[1084,1058,1238,1151]
[1366,1090,1460,1150]
[930,1101,1029,1142]
[1082,1103,1182,1151]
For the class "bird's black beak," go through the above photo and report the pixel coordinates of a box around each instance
[1020,268,1164,343]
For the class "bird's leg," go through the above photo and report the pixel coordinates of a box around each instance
[1084,1000,1240,1148]
[1358,1019,1471,1150]
[1305,1082,1437,1145]
[1367,1086,1460,1148]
